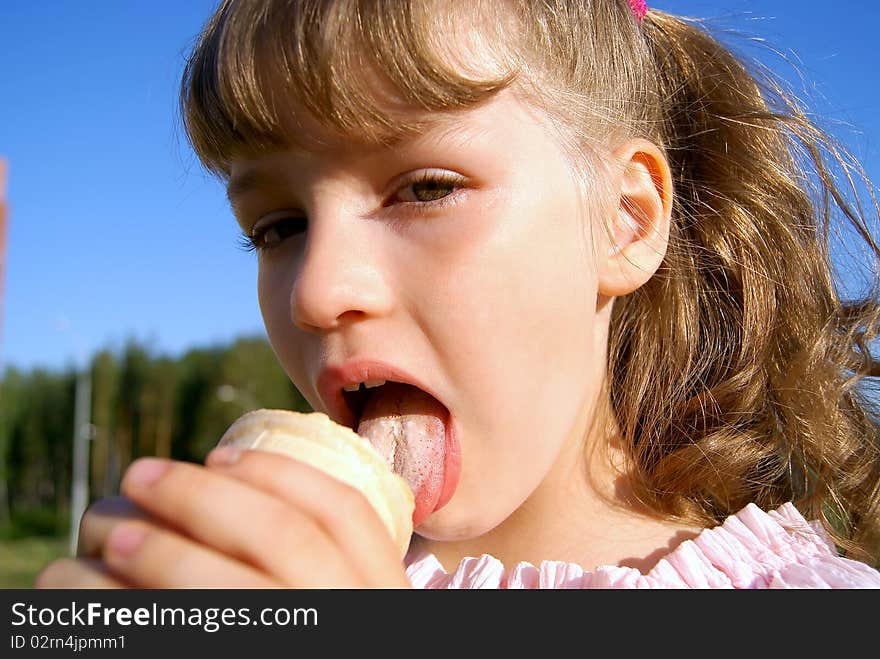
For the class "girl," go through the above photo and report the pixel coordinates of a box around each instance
[37,0,880,588]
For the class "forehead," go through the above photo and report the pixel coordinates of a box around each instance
[224,93,527,200]
[183,0,526,180]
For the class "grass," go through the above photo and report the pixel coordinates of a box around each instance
[0,536,70,588]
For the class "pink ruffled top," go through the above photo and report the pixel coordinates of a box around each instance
[404,502,880,588]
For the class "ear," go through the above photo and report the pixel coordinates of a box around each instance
[597,139,673,298]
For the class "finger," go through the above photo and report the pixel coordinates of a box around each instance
[206,447,411,587]
[102,520,280,588]
[77,496,152,558]
[119,458,362,587]
[34,558,127,589]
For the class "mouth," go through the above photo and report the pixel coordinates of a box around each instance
[340,379,384,430]
[317,363,459,526]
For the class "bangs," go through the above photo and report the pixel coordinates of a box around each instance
[181,0,517,177]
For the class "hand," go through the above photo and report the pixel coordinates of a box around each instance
[34,496,151,588]
[35,449,412,588]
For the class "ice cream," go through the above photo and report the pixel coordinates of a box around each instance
[216,409,415,557]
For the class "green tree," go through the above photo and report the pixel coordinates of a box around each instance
[172,346,224,463]
[90,350,119,499]
[4,368,74,535]
[0,367,25,528]
[113,341,150,489]
[1,334,312,537]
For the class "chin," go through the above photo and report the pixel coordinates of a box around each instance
[412,505,505,542]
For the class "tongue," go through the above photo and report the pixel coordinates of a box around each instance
[356,382,447,527]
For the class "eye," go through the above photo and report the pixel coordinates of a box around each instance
[391,170,467,206]
[239,213,307,253]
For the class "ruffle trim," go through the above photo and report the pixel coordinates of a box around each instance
[405,503,880,589]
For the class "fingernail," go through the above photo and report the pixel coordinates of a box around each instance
[107,523,146,556]
[206,446,242,466]
[124,458,169,488]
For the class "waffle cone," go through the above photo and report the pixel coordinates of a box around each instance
[217,409,415,557]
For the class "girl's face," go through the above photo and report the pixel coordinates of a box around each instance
[228,92,614,541]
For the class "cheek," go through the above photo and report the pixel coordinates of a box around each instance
[420,237,602,536]
[431,192,602,445]
[257,264,287,340]
[430,194,600,369]
[256,263,310,388]
[467,236,599,414]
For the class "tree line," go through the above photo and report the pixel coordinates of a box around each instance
[0,336,312,538]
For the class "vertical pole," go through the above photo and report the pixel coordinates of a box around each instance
[69,365,91,555]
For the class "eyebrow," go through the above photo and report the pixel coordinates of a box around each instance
[225,115,481,204]
[226,169,280,206]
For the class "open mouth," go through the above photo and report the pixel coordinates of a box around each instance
[341,380,451,526]
[341,379,385,430]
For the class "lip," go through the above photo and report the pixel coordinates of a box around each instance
[317,360,438,428]
[315,358,461,519]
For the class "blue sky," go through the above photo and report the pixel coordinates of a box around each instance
[1,0,878,372]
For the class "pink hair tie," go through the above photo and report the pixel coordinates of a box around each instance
[628,0,648,22]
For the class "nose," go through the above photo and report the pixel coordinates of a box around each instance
[290,207,394,333]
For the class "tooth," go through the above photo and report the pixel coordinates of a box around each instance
[343,384,361,392]
[364,380,386,388]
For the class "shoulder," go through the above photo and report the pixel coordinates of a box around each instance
[405,502,880,589]
[657,502,880,589]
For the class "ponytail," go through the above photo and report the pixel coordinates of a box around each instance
[607,11,880,564]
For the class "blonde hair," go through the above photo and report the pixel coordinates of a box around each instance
[180,0,880,564]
